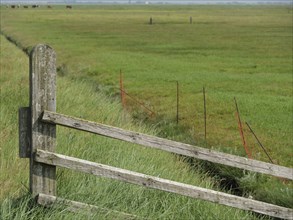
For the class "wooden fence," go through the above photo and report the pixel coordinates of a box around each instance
[19,45,293,219]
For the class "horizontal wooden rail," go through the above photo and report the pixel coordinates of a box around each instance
[42,111,293,180]
[35,150,293,219]
[37,193,138,219]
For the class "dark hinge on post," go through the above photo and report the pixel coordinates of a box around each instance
[19,107,31,158]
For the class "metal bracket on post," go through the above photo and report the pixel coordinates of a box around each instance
[19,107,31,158]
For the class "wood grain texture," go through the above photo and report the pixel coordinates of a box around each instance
[29,45,56,196]
[42,111,293,180]
[37,193,138,219]
[35,150,293,219]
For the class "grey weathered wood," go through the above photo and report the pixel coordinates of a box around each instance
[35,150,293,219]
[37,193,138,219]
[42,111,293,180]
[19,107,31,158]
[29,45,56,196]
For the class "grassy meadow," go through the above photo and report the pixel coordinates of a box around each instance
[0,34,263,219]
[0,5,292,166]
[0,4,292,219]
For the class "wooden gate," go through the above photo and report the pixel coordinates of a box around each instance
[19,45,293,219]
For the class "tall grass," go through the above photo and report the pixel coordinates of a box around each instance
[0,5,292,167]
[0,35,262,219]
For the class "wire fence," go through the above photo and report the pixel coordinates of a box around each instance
[117,71,286,164]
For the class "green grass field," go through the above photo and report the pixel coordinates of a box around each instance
[1,5,292,166]
[0,34,263,219]
[0,4,292,219]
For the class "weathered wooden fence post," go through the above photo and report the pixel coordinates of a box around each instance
[29,44,57,197]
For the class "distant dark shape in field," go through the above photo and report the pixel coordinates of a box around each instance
[47,5,52,9]
[11,5,20,8]
[23,5,28,8]
[66,5,72,9]
[32,5,39,8]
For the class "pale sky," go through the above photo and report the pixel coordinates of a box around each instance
[1,0,292,4]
